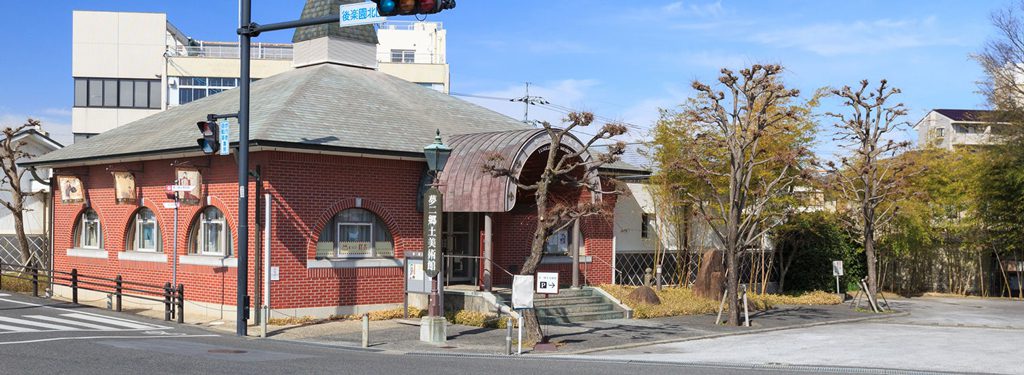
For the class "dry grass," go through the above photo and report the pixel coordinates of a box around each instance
[749,290,843,306]
[601,285,841,319]
[445,310,510,329]
[0,272,51,294]
[268,307,425,326]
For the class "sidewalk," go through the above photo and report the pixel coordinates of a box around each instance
[262,303,891,355]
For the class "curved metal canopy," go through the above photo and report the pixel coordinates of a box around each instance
[440,128,598,212]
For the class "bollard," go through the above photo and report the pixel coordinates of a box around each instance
[361,313,369,348]
[31,267,39,297]
[163,282,172,321]
[0,260,4,290]
[71,269,79,304]
[505,317,513,355]
[742,286,750,327]
[115,275,123,312]
[106,293,112,310]
[176,284,185,324]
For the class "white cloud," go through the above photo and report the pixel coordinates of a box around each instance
[751,16,964,56]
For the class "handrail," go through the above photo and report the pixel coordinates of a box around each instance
[443,254,515,278]
[0,260,185,323]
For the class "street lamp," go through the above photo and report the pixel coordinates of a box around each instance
[421,130,450,342]
[423,129,451,175]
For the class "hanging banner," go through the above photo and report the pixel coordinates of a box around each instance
[175,168,202,205]
[113,172,136,204]
[58,176,85,204]
[422,187,443,278]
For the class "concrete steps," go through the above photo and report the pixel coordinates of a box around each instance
[498,287,627,325]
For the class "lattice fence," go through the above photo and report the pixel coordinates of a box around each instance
[615,251,703,286]
[0,235,49,269]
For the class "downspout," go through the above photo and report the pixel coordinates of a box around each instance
[28,166,53,296]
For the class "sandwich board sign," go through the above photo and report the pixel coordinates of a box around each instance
[536,272,559,294]
[512,275,534,309]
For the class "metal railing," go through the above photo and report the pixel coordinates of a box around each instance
[0,260,185,323]
[168,43,293,60]
[376,51,444,64]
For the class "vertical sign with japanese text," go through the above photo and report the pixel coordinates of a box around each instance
[423,187,443,278]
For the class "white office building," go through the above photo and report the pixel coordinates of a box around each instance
[71,9,450,142]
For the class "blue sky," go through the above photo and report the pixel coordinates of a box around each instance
[0,1,1004,157]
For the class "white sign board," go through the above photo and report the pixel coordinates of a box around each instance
[512,275,535,309]
[162,202,179,209]
[405,257,432,294]
[833,260,844,277]
[218,120,230,156]
[170,185,194,192]
[536,272,559,294]
[339,2,386,27]
[270,266,280,281]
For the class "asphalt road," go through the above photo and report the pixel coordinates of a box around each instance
[0,292,853,375]
[574,297,1024,375]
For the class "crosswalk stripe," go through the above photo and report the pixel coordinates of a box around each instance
[60,313,154,330]
[0,316,78,331]
[0,293,9,297]
[0,323,37,332]
[24,315,112,330]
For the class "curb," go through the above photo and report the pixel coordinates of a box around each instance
[556,311,910,355]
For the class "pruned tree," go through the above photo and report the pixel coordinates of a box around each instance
[0,119,45,269]
[653,64,812,326]
[977,0,1024,115]
[482,112,626,343]
[824,80,913,304]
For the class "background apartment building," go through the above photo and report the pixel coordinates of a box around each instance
[71,10,449,142]
[913,109,1009,150]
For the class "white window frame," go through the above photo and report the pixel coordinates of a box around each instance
[335,221,374,258]
[79,210,101,249]
[196,208,229,256]
[134,209,159,252]
[390,49,415,63]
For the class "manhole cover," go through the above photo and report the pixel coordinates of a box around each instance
[208,349,248,354]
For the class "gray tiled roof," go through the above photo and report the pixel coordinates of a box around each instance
[590,143,651,173]
[28,64,530,166]
[293,0,378,44]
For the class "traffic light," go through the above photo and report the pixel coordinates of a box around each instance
[373,0,455,16]
[196,121,220,155]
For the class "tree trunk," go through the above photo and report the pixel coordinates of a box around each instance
[13,209,31,269]
[864,230,878,301]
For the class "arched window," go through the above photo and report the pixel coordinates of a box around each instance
[125,208,160,252]
[189,207,231,256]
[73,209,102,249]
[316,208,394,258]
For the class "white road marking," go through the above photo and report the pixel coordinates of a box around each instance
[0,323,36,333]
[61,314,155,330]
[0,293,9,297]
[24,315,112,330]
[0,334,218,345]
[0,317,77,331]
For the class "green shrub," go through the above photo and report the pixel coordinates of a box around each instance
[773,212,864,293]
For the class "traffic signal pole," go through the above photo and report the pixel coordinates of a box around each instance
[234,0,343,338]
[237,0,252,337]
[232,0,454,337]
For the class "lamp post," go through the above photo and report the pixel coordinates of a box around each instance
[421,130,450,344]
[423,129,450,317]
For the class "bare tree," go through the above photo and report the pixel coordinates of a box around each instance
[977,1,1024,114]
[0,119,45,269]
[656,64,810,326]
[483,112,626,343]
[825,80,912,304]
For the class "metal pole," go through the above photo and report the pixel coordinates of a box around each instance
[517,314,523,355]
[236,0,252,337]
[173,194,178,288]
[572,218,580,289]
[262,193,271,338]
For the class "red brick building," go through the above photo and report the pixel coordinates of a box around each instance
[27,24,636,321]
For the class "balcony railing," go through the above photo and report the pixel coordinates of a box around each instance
[376,51,444,64]
[168,42,293,60]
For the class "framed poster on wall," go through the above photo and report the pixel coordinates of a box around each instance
[58,176,85,204]
[175,168,202,205]
[112,172,136,204]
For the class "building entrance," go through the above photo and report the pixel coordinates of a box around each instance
[445,212,478,285]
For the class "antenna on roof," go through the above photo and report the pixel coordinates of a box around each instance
[510,82,549,126]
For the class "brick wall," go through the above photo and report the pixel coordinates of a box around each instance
[52,150,617,312]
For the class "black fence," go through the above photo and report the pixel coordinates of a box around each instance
[0,260,184,323]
